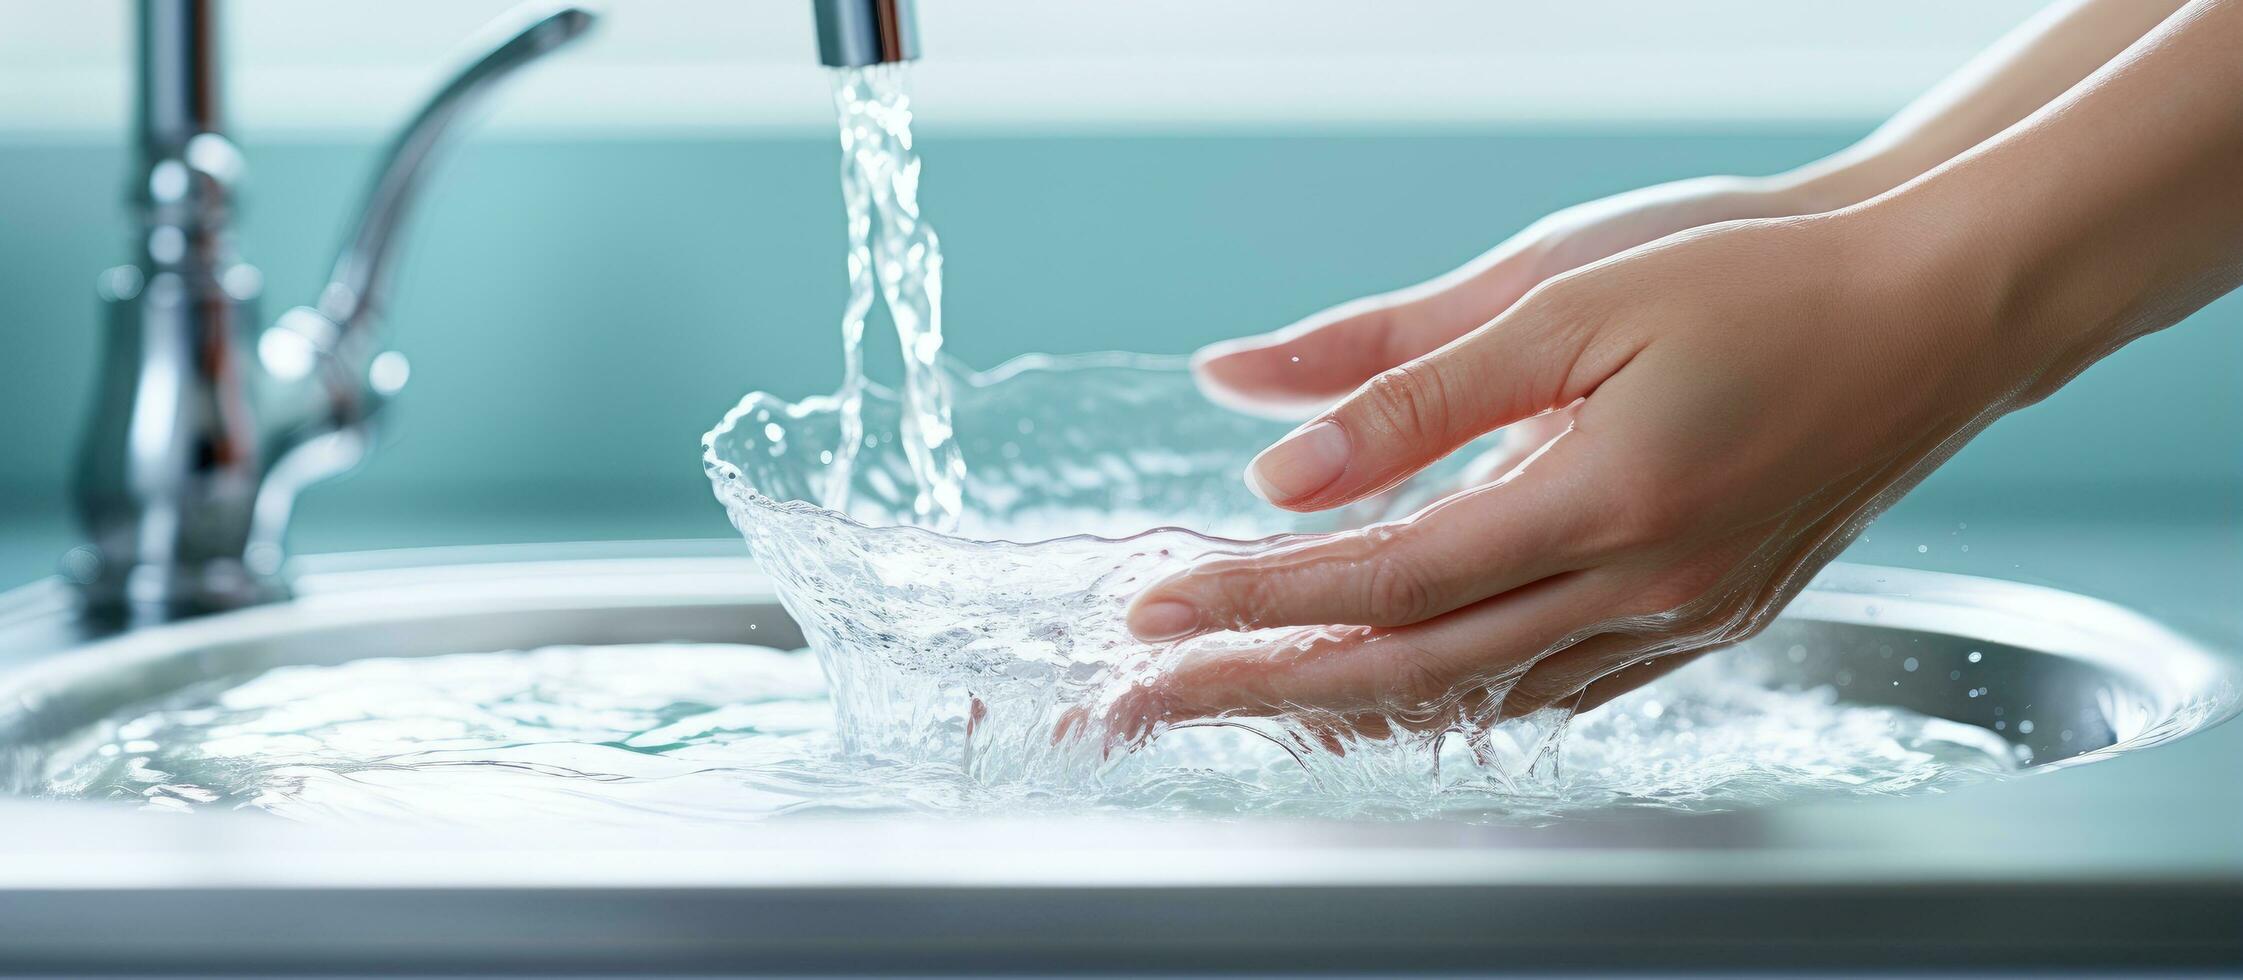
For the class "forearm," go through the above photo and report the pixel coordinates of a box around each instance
[1770,0,2189,212]
[1883,0,2243,401]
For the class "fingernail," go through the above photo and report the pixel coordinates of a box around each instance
[1246,420,1349,502]
[1129,599,1199,641]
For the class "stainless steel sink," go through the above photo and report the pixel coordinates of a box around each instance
[0,544,2235,974]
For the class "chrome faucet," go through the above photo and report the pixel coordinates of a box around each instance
[70,1,597,622]
[68,0,915,624]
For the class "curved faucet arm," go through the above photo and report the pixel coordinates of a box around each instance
[241,2,596,611]
[315,4,596,339]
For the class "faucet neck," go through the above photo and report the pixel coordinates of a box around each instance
[136,0,223,162]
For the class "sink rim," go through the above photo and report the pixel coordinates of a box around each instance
[1,547,2233,769]
[0,545,2233,881]
[0,546,2238,973]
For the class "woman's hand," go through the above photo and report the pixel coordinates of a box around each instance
[1194,175,1822,421]
[1103,0,2243,746]
[1194,174,1836,492]
[1119,204,2088,737]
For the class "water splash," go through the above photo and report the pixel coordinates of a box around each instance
[703,357,2056,799]
[31,643,2019,826]
[825,64,964,530]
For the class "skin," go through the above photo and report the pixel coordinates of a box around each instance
[1116,0,2243,739]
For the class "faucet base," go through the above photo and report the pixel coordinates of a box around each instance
[64,546,289,626]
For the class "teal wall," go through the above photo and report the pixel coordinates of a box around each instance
[2,128,2238,555]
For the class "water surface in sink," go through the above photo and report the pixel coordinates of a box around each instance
[29,640,2022,825]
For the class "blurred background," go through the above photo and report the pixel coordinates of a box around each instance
[0,1,2234,636]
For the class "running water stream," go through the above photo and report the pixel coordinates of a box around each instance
[826,65,965,530]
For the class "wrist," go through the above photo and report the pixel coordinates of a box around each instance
[1844,175,2122,410]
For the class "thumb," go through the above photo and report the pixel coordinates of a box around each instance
[1243,286,1612,512]
[1193,256,1548,416]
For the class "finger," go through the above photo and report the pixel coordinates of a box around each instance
[1497,633,1723,720]
[1294,712,1397,757]
[1192,297,1441,418]
[1128,427,1607,639]
[1194,258,1549,414]
[1242,290,1624,511]
[1133,573,1601,726]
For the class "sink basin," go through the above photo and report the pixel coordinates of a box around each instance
[0,544,2234,973]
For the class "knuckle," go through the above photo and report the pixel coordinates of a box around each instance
[1517,276,1584,324]
[1387,648,1460,708]
[1513,276,1604,350]
[1356,362,1454,444]
[1363,554,1442,626]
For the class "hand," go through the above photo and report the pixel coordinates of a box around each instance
[1194,174,1821,420]
[1112,0,2243,746]
[1194,174,1824,491]
[1120,207,2075,738]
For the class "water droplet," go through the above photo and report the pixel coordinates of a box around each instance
[1967,651,1983,663]
[1902,657,1919,672]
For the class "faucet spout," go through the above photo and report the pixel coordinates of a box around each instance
[813,0,919,68]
